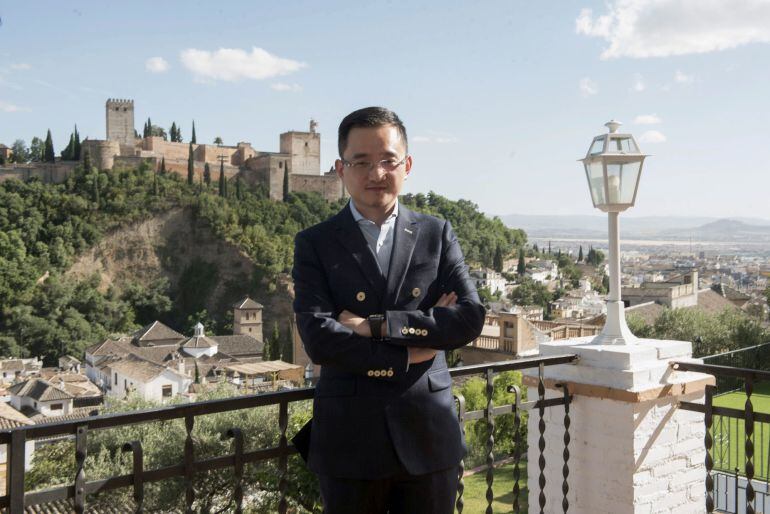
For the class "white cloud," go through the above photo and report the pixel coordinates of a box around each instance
[639,130,666,143]
[9,63,31,71]
[674,70,694,84]
[180,47,305,82]
[145,57,169,73]
[0,100,27,112]
[270,82,302,92]
[576,1,770,59]
[632,73,645,92]
[579,77,598,96]
[634,114,662,124]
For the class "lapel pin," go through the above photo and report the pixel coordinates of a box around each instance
[412,287,421,298]
[356,291,366,302]
[404,228,413,234]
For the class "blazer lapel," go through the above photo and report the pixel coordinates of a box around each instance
[385,206,420,308]
[331,205,387,302]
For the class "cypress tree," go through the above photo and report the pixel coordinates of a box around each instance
[517,247,526,276]
[170,122,176,142]
[235,175,242,200]
[61,133,75,160]
[282,166,289,201]
[187,143,194,185]
[194,361,201,384]
[73,125,81,160]
[533,243,539,254]
[153,168,159,196]
[548,241,552,255]
[218,160,226,197]
[203,163,211,187]
[493,246,504,272]
[147,117,152,138]
[191,121,197,144]
[160,157,166,175]
[578,245,584,262]
[43,129,55,162]
[82,148,92,173]
[92,172,100,207]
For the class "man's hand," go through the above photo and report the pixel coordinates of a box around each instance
[407,291,458,364]
[338,310,372,337]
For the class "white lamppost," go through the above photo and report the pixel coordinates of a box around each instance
[580,120,648,345]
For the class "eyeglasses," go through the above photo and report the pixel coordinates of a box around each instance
[341,156,408,173]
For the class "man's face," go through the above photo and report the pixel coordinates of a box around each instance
[335,124,412,215]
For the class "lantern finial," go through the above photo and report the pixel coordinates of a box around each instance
[605,120,622,133]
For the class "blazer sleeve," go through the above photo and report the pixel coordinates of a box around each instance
[385,220,485,350]
[292,231,409,380]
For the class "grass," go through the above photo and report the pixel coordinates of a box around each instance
[711,381,770,479]
[460,462,528,514]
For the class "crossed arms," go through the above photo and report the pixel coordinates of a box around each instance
[292,220,485,380]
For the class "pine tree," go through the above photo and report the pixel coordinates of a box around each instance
[282,166,289,201]
[578,245,584,262]
[191,121,197,144]
[517,247,526,276]
[187,143,194,185]
[147,118,153,138]
[61,133,75,160]
[203,163,211,187]
[218,160,226,197]
[43,129,55,162]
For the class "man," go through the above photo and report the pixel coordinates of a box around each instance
[292,107,485,513]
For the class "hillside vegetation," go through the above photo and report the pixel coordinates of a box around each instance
[0,162,527,363]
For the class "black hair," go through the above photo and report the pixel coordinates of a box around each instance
[337,106,408,157]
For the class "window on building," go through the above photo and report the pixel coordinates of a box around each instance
[162,385,173,397]
[51,403,63,410]
[248,328,252,332]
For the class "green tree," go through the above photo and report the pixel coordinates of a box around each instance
[218,160,227,197]
[516,247,526,276]
[283,167,289,201]
[187,143,194,185]
[213,136,223,145]
[29,137,44,162]
[82,148,92,173]
[493,246,504,272]
[191,120,197,144]
[43,130,55,162]
[159,157,166,175]
[578,245,584,262]
[203,163,211,187]
[509,276,552,310]
[10,139,30,163]
[235,175,242,200]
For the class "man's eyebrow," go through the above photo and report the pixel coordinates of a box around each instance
[350,152,370,159]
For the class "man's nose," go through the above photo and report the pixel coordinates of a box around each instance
[368,165,387,181]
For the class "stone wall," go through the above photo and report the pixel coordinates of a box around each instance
[289,172,346,203]
[82,139,121,170]
[280,131,320,174]
[0,162,77,184]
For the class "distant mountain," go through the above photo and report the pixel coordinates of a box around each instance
[660,219,770,241]
[500,214,770,240]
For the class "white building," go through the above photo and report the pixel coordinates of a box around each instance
[470,268,507,295]
[103,354,191,403]
[7,379,74,417]
[526,260,559,284]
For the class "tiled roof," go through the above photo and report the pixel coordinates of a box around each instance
[132,320,185,345]
[7,379,74,402]
[106,354,186,383]
[233,297,264,309]
[30,407,100,424]
[694,289,740,315]
[625,302,666,325]
[181,335,218,349]
[0,359,25,372]
[0,401,33,429]
[210,335,264,355]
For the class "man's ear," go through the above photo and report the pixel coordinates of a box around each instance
[334,159,345,179]
[404,155,413,177]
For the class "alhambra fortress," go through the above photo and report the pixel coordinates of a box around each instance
[0,99,347,202]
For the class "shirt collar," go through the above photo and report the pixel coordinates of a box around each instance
[349,200,399,225]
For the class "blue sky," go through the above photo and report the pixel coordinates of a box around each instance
[2,1,770,219]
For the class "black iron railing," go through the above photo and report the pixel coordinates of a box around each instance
[674,361,770,514]
[1,354,577,514]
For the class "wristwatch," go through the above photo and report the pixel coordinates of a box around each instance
[368,314,385,341]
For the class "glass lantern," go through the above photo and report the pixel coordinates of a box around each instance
[580,121,647,212]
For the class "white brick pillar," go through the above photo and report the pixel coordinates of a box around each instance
[524,337,714,514]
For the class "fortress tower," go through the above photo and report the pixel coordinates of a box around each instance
[279,119,321,175]
[105,99,135,146]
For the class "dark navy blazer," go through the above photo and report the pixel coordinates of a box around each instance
[292,203,485,479]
